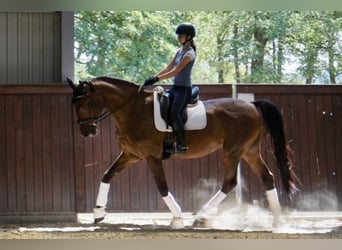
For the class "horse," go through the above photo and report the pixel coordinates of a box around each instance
[67,76,298,229]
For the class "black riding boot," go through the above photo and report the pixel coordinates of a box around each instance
[166,119,187,154]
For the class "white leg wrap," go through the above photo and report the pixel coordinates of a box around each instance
[96,182,110,207]
[162,192,182,218]
[266,188,281,216]
[201,190,227,214]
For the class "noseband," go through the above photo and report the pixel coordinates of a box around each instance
[72,94,111,126]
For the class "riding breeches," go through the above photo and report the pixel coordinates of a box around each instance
[169,85,192,122]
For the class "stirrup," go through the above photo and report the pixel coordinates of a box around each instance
[166,144,188,154]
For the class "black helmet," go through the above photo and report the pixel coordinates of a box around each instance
[176,22,196,38]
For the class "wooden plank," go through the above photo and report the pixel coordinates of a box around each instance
[322,96,337,206]
[139,164,149,210]
[128,163,140,211]
[43,13,54,83]
[94,122,106,209]
[120,167,131,211]
[23,95,35,212]
[237,84,342,95]
[182,160,192,211]
[58,95,74,211]
[0,13,7,83]
[83,139,96,211]
[0,96,8,212]
[315,95,328,192]
[31,13,43,83]
[32,96,44,211]
[0,85,71,94]
[331,95,342,209]
[190,159,202,211]
[7,13,18,84]
[308,95,320,192]
[5,96,17,212]
[286,94,303,208]
[146,162,158,211]
[295,95,312,205]
[53,12,62,82]
[73,119,87,212]
[41,95,53,211]
[14,95,26,212]
[18,13,30,83]
[50,95,62,212]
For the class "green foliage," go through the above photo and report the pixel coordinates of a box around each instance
[75,11,342,84]
[75,11,180,83]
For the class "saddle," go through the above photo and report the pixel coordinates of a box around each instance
[153,86,207,132]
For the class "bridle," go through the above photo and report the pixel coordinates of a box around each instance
[72,93,111,126]
[72,82,139,126]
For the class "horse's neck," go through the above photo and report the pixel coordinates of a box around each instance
[95,82,136,110]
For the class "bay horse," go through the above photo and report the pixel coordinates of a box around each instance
[67,76,298,229]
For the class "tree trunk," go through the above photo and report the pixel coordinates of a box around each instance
[217,35,224,83]
[251,27,268,83]
[233,23,241,83]
[277,38,284,83]
[272,41,276,83]
[328,46,336,84]
[304,46,317,84]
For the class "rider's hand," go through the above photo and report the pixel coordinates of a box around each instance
[143,76,159,87]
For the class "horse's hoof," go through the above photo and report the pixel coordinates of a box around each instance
[94,217,104,224]
[93,207,106,224]
[192,217,211,228]
[272,217,280,228]
[170,217,185,229]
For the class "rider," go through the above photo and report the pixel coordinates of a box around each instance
[143,22,197,154]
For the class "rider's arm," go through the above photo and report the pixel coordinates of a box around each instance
[157,55,192,81]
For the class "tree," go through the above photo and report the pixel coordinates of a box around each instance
[75,11,181,83]
[75,11,342,84]
[286,11,342,84]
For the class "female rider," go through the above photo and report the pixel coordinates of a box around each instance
[143,22,196,154]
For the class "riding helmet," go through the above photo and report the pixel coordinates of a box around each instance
[176,22,196,38]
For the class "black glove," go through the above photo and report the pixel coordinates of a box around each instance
[144,76,159,87]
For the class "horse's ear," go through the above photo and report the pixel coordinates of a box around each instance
[81,80,95,92]
[66,78,75,90]
[87,81,95,92]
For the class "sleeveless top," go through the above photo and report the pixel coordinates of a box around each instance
[173,47,196,87]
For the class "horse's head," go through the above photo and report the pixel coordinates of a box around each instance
[67,78,105,137]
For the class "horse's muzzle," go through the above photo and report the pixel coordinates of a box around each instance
[80,124,98,137]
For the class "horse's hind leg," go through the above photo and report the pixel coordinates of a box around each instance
[147,157,184,229]
[94,151,139,223]
[194,153,240,226]
[243,144,281,227]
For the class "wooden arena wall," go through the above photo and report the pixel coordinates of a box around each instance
[237,85,342,211]
[0,84,341,217]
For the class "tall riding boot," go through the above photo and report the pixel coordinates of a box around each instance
[167,119,187,154]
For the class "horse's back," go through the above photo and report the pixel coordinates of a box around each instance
[202,97,263,142]
[203,97,260,119]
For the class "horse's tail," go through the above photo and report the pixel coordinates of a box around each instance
[252,99,299,198]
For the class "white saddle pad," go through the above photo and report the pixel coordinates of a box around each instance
[153,91,207,132]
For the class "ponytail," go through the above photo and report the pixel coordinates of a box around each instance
[191,40,196,52]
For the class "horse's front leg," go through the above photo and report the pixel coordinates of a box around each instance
[147,157,185,229]
[94,151,139,224]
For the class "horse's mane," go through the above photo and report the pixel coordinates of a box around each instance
[92,76,138,89]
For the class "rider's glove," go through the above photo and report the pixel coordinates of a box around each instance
[143,76,159,87]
